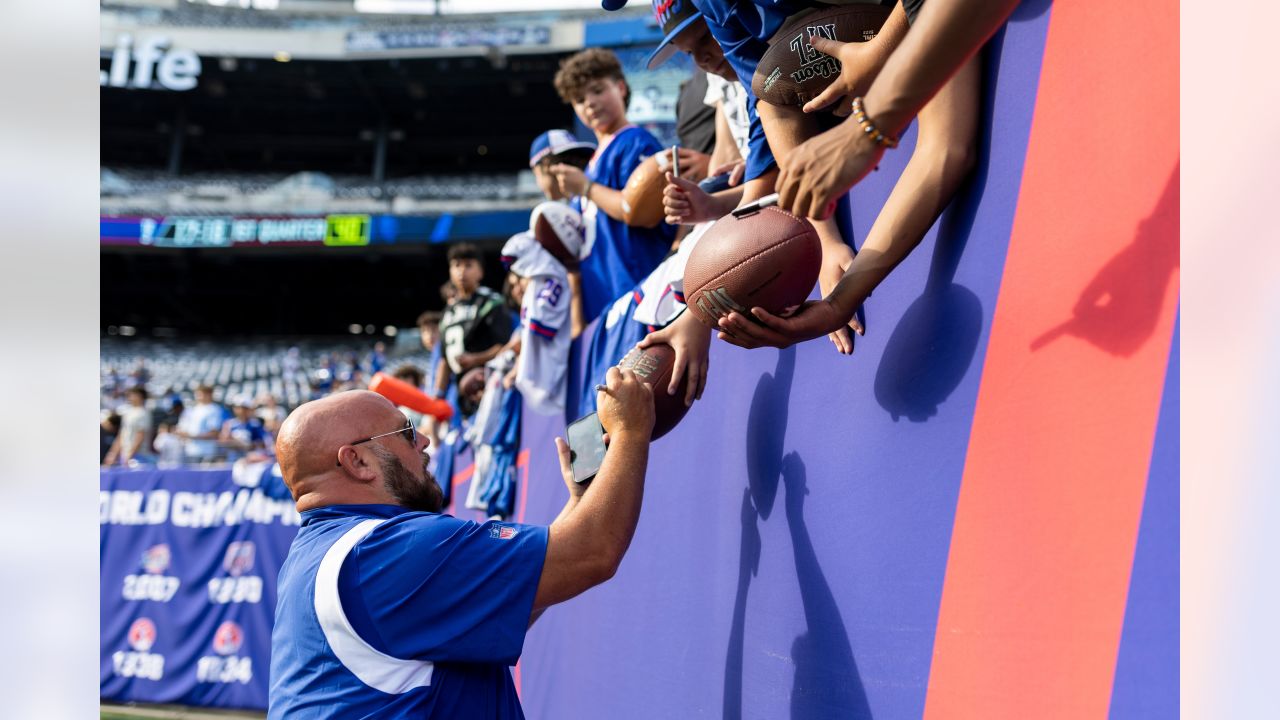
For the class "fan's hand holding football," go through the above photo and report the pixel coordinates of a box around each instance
[637,310,710,407]
[801,35,889,117]
[778,120,885,221]
[717,299,848,350]
[596,367,654,440]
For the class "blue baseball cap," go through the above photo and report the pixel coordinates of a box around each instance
[601,0,630,9]
[528,130,597,168]
[643,0,703,70]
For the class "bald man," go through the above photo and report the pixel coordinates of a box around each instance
[267,370,653,719]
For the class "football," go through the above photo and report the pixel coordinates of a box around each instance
[616,343,691,440]
[751,3,894,107]
[682,206,821,328]
[530,201,585,269]
[620,148,705,228]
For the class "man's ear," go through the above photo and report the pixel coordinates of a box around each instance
[336,446,379,483]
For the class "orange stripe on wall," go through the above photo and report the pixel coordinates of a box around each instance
[923,1,1178,717]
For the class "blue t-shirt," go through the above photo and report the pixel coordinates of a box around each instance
[692,0,808,181]
[224,416,267,461]
[269,504,548,719]
[577,125,677,322]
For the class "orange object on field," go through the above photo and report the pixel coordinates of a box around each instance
[368,372,452,422]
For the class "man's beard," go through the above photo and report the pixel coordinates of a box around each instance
[375,448,444,513]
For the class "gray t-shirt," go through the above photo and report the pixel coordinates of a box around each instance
[119,405,153,455]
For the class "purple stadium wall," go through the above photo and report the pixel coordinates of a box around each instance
[448,1,1180,717]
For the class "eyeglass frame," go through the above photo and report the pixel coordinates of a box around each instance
[336,419,417,467]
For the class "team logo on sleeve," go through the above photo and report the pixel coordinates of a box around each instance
[114,617,165,680]
[222,541,256,577]
[489,524,519,540]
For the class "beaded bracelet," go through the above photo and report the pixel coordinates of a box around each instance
[851,96,899,149]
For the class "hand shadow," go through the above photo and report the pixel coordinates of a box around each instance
[746,347,796,520]
[873,41,1001,423]
[783,453,871,719]
[722,488,762,720]
[1030,164,1179,356]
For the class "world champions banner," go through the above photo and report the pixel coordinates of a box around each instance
[100,468,300,711]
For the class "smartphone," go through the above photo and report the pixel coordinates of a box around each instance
[566,412,607,484]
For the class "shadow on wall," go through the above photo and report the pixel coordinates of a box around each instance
[746,347,795,521]
[870,0,1054,422]
[784,453,871,720]
[726,352,869,719]
[1031,164,1180,356]
[726,348,795,719]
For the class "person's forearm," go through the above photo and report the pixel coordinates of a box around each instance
[475,342,505,366]
[553,495,581,525]
[434,357,450,397]
[549,431,648,569]
[711,186,746,215]
[863,0,1019,136]
[586,183,631,224]
[829,55,981,315]
[568,272,585,338]
[739,170,778,205]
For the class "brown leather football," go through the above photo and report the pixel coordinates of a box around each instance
[683,206,821,328]
[752,3,894,107]
[616,343,690,440]
[620,148,707,228]
[530,202,584,269]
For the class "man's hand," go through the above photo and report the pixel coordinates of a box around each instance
[778,120,886,220]
[554,436,588,500]
[663,172,729,226]
[818,244,865,355]
[716,299,850,350]
[637,310,711,407]
[595,367,655,439]
[712,160,746,188]
[802,35,890,116]
[550,163,590,197]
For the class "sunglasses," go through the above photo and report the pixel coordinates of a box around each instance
[336,418,417,467]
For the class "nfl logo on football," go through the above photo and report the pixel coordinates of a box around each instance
[112,617,165,680]
[122,544,181,603]
[196,620,253,684]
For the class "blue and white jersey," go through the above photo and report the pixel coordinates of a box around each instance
[691,0,812,181]
[518,272,571,415]
[576,125,677,322]
[269,504,548,719]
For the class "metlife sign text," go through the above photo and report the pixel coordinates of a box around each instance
[101,36,202,92]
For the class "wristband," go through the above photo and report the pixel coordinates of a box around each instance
[851,96,899,149]
[582,178,595,199]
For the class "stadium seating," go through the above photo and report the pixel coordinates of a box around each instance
[101,338,434,412]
